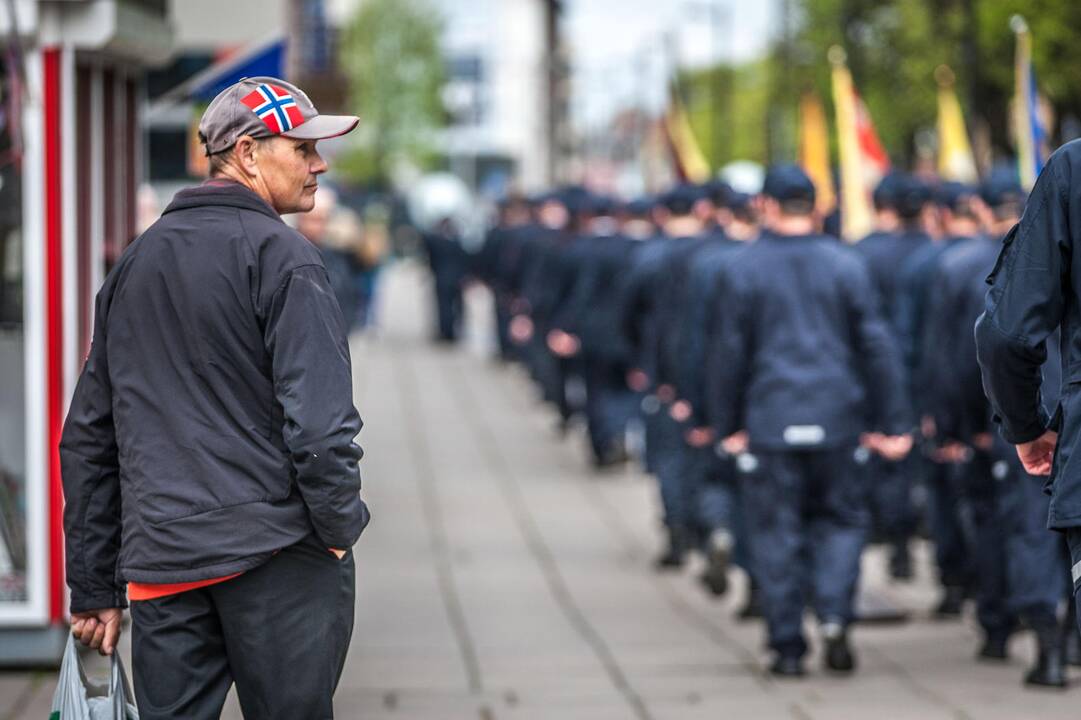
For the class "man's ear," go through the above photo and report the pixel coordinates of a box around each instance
[233,136,261,177]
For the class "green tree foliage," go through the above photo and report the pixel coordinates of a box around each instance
[782,0,1081,166]
[681,59,775,167]
[336,0,446,186]
[681,0,1081,168]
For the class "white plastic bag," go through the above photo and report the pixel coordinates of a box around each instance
[50,635,138,720]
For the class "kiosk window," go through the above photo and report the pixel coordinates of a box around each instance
[0,55,27,603]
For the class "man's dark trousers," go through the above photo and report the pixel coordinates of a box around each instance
[740,446,868,657]
[925,457,971,591]
[867,454,914,550]
[131,533,356,719]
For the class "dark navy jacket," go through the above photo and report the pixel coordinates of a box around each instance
[653,235,713,390]
[673,235,744,426]
[975,140,1081,528]
[854,229,932,340]
[554,232,635,362]
[616,237,673,381]
[59,181,370,613]
[921,239,996,440]
[706,231,911,450]
[895,235,972,415]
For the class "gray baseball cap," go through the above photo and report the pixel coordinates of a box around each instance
[199,76,360,156]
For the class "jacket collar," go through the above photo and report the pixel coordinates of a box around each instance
[162,179,282,223]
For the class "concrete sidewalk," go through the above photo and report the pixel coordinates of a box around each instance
[4,261,1080,719]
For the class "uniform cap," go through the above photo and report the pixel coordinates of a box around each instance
[894,174,933,219]
[761,164,816,205]
[935,181,979,212]
[727,191,753,213]
[705,179,734,208]
[199,76,360,156]
[661,184,705,215]
[872,172,905,210]
[623,197,655,217]
[980,171,1026,209]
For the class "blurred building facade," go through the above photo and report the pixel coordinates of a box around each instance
[144,0,289,195]
[0,0,173,663]
[327,0,564,194]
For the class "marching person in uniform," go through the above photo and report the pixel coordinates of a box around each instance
[706,165,913,677]
[929,173,1072,686]
[60,77,371,719]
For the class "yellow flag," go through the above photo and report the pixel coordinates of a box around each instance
[799,93,836,217]
[664,84,711,184]
[829,46,873,241]
[935,66,978,183]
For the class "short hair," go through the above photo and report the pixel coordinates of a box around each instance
[779,198,815,216]
[202,134,269,177]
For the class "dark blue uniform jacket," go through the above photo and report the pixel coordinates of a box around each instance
[975,140,1081,528]
[854,229,932,340]
[706,231,911,450]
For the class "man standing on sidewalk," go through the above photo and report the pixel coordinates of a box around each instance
[59,77,371,719]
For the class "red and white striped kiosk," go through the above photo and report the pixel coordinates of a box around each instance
[0,0,172,665]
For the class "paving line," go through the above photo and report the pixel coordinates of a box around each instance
[576,475,774,689]
[444,355,655,720]
[862,646,974,720]
[392,348,484,696]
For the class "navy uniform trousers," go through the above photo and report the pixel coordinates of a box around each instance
[740,445,868,657]
[131,533,356,720]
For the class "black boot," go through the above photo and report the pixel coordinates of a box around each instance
[978,631,1010,661]
[698,529,733,597]
[769,653,805,678]
[888,541,913,581]
[1025,626,1067,689]
[737,579,764,621]
[653,527,690,571]
[822,623,857,674]
[1063,605,1081,667]
[934,585,965,618]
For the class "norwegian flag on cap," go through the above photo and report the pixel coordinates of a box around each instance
[241,83,306,134]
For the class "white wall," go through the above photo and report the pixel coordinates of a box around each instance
[170,0,288,50]
[0,0,36,37]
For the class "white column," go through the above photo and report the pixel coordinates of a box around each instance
[89,64,104,296]
[61,46,77,410]
[8,47,50,625]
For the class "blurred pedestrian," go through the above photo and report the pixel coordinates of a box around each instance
[60,76,371,719]
[298,187,361,328]
[354,208,390,330]
[422,215,471,343]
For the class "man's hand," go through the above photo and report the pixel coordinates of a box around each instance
[626,369,649,392]
[861,432,913,461]
[71,607,123,656]
[685,426,714,447]
[722,430,749,456]
[1017,430,1058,476]
[656,384,676,404]
[546,329,580,357]
[669,400,692,423]
[509,315,533,344]
[921,415,937,440]
[931,441,970,464]
[877,434,914,461]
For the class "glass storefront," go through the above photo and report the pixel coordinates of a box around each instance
[0,54,27,604]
